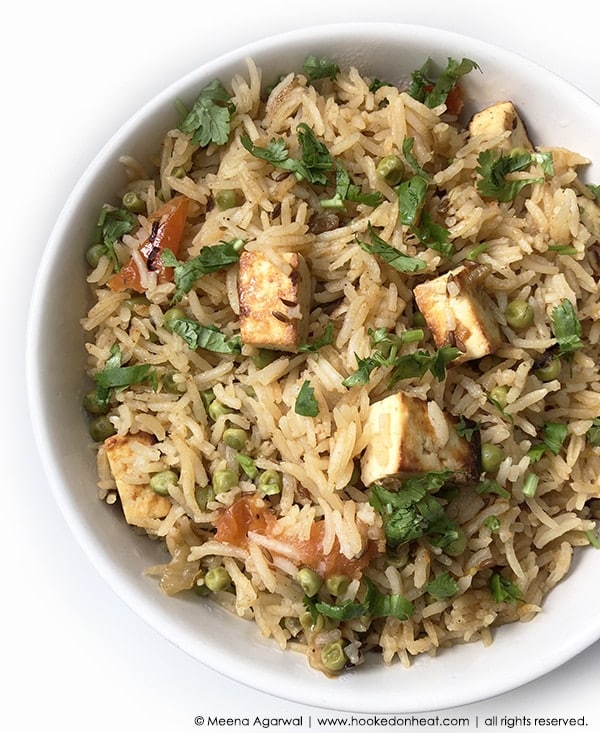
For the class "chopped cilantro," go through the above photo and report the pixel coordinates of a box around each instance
[169,318,242,354]
[356,223,426,274]
[408,57,479,109]
[320,162,383,209]
[304,578,414,622]
[387,344,460,386]
[295,380,319,417]
[475,478,511,500]
[528,422,568,463]
[425,572,459,599]
[298,322,335,353]
[94,206,137,270]
[550,298,584,360]
[161,238,244,302]
[398,175,429,227]
[476,149,554,202]
[490,572,524,604]
[178,79,235,147]
[302,55,340,82]
[455,417,480,441]
[586,418,600,447]
[483,515,501,532]
[93,344,156,409]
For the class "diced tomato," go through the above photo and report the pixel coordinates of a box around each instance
[215,495,381,580]
[108,196,190,293]
[444,84,464,116]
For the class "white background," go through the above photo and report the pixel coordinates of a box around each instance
[4,2,599,731]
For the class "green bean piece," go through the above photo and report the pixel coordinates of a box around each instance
[257,469,282,496]
[85,243,106,269]
[163,307,186,332]
[122,191,146,213]
[325,574,350,597]
[320,640,346,672]
[88,415,116,442]
[489,385,509,410]
[222,428,248,450]
[215,189,240,210]
[376,155,405,186]
[505,299,534,330]
[211,469,238,495]
[149,470,178,496]
[208,399,233,421]
[481,443,503,474]
[534,355,561,382]
[251,348,277,369]
[445,527,468,557]
[204,566,231,592]
[83,389,109,415]
[296,567,323,597]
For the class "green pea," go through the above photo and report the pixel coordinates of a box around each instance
[163,307,186,332]
[481,443,503,474]
[204,566,231,592]
[376,154,405,186]
[83,389,109,415]
[299,611,324,634]
[88,415,116,442]
[222,428,248,450]
[257,469,282,496]
[122,191,146,213]
[489,385,509,410]
[195,484,215,510]
[149,470,178,496]
[320,640,346,672]
[325,574,350,597]
[211,469,238,495]
[505,299,534,330]
[251,348,277,369]
[85,243,106,269]
[534,355,561,382]
[200,389,216,410]
[171,165,187,179]
[444,528,467,557]
[215,189,240,211]
[296,567,323,597]
[208,399,233,421]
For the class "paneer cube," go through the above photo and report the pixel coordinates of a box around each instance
[360,392,480,486]
[238,251,312,352]
[104,433,171,530]
[468,101,533,150]
[413,263,501,363]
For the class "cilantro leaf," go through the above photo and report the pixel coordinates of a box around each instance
[551,298,584,359]
[320,162,383,210]
[402,137,431,179]
[408,57,480,108]
[298,322,334,353]
[94,206,137,270]
[586,418,600,447]
[162,238,244,302]
[179,79,235,147]
[475,478,511,500]
[388,345,460,386]
[425,572,459,599]
[412,212,453,257]
[306,578,414,622]
[93,344,156,408]
[398,175,429,227]
[476,149,551,202]
[169,318,242,354]
[357,223,426,274]
[528,422,568,463]
[295,380,319,417]
[490,572,524,604]
[302,55,340,82]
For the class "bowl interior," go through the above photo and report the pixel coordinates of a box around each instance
[26,22,600,713]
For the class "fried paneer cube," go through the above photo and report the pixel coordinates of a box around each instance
[413,263,502,363]
[104,433,171,529]
[468,101,533,150]
[238,251,312,352]
[360,392,480,487]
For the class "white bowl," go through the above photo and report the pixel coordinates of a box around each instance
[26,22,600,713]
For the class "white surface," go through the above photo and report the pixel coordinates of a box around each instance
[5,2,599,731]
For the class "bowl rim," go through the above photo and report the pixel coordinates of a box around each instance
[26,21,600,713]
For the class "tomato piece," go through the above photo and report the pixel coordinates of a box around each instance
[444,84,464,116]
[108,196,190,292]
[215,495,381,580]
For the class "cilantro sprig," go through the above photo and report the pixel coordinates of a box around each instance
[408,57,480,108]
[304,578,414,623]
[490,572,524,604]
[476,149,554,202]
[169,318,242,354]
[320,162,383,210]
[161,238,244,302]
[295,380,319,417]
[302,55,340,82]
[528,422,568,463]
[178,79,236,147]
[92,344,157,410]
[93,206,137,270]
[356,223,426,274]
[550,298,584,360]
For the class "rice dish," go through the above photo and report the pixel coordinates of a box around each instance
[81,54,600,675]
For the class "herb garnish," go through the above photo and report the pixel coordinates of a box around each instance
[295,379,319,417]
[94,206,137,270]
[586,418,600,447]
[425,572,459,599]
[320,162,383,209]
[490,572,524,604]
[528,422,568,463]
[408,57,480,108]
[161,238,244,302]
[304,578,414,622]
[302,55,340,82]
[178,79,236,147]
[298,322,335,353]
[169,318,242,354]
[93,344,156,409]
[476,149,554,202]
[356,224,426,274]
[550,298,584,360]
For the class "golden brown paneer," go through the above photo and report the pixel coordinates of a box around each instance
[104,433,171,529]
[238,251,312,352]
[360,392,480,487]
[468,101,533,150]
[413,263,501,363]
